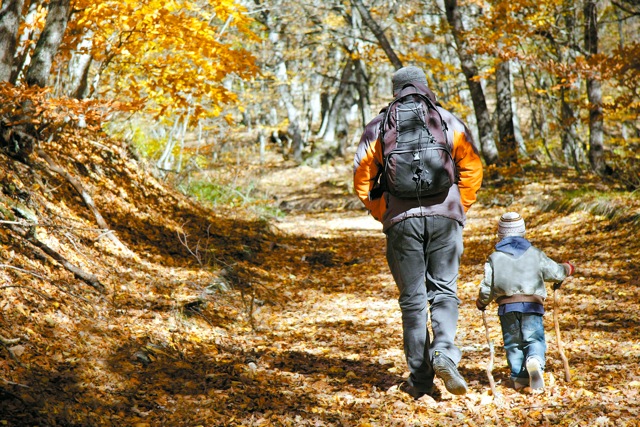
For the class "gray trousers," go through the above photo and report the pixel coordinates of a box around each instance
[386,216,463,391]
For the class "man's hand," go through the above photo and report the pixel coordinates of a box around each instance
[476,299,486,311]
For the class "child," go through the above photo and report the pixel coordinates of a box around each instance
[475,212,574,391]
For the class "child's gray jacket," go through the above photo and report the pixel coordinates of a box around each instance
[477,243,569,307]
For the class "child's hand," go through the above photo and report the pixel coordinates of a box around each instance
[563,261,575,276]
[475,299,486,311]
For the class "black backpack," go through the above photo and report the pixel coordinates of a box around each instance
[370,85,456,200]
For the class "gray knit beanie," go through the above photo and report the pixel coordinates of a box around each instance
[392,66,428,95]
[498,212,526,238]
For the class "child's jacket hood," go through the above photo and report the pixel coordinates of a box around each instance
[495,236,531,258]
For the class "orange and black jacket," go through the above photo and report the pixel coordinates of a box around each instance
[353,84,483,232]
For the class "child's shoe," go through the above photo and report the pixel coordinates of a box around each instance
[512,378,528,391]
[526,357,544,390]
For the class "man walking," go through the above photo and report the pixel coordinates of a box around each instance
[353,66,483,398]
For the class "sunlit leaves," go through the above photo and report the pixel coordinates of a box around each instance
[65,0,259,122]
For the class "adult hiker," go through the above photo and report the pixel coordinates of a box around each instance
[475,212,575,392]
[353,65,483,398]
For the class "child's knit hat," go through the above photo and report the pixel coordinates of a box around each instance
[498,212,526,238]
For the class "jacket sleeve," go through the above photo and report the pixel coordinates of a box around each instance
[539,251,569,283]
[353,114,385,222]
[448,116,483,212]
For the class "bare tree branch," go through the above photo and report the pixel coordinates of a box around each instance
[350,0,403,69]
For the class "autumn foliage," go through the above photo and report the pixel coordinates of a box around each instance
[1,0,639,425]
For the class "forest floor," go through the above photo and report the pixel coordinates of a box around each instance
[0,131,639,426]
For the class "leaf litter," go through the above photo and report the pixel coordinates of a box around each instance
[0,133,639,426]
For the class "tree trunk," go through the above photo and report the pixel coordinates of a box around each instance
[255,0,306,163]
[66,29,94,99]
[560,87,585,170]
[510,61,526,157]
[496,60,517,165]
[584,0,607,175]
[25,0,71,87]
[274,60,304,163]
[0,0,25,82]
[10,1,40,84]
[443,0,498,165]
[354,58,372,128]
[316,58,355,157]
[350,0,403,70]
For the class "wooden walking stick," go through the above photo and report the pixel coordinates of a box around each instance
[481,310,497,395]
[553,282,571,382]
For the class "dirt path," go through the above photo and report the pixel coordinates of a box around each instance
[220,164,640,426]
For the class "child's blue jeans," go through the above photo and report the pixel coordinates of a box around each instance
[499,312,546,384]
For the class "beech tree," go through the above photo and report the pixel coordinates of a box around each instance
[25,0,71,88]
[584,0,607,175]
[443,0,499,165]
[496,60,517,165]
[0,0,25,82]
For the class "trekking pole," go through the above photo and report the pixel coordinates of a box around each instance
[553,282,571,382]
[481,310,497,395]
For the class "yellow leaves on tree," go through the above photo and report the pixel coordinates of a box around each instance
[66,0,259,122]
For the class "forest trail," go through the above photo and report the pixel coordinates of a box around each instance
[1,138,639,426]
[194,158,640,426]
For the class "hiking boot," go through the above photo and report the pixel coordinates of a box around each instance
[399,382,438,400]
[526,357,545,390]
[432,351,467,395]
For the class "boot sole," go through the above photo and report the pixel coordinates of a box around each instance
[433,359,467,395]
[526,359,545,389]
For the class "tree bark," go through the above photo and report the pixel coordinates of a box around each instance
[350,0,403,69]
[496,60,517,165]
[584,0,607,175]
[66,29,94,99]
[10,0,40,84]
[560,87,583,171]
[443,0,498,165]
[0,0,25,82]
[274,60,304,163]
[25,0,71,87]
[316,58,356,158]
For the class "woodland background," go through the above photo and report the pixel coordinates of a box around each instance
[0,0,639,426]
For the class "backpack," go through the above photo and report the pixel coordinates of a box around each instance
[370,85,456,200]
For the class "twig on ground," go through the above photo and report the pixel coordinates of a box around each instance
[1,376,29,388]
[36,149,130,253]
[0,263,47,280]
[0,263,96,307]
[0,284,52,301]
[0,335,20,345]
[2,223,104,291]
